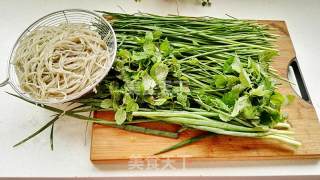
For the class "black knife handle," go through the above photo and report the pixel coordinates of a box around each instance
[289,57,311,102]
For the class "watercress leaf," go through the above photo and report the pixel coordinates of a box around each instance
[100,99,113,109]
[118,49,131,60]
[143,41,156,56]
[180,76,189,82]
[250,85,270,97]
[226,75,239,87]
[270,92,295,108]
[109,82,121,110]
[231,95,250,117]
[247,56,253,68]
[283,94,295,106]
[126,101,139,112]
[153,98,167,106]
[222,90,239,107]
[119,68,131,82]
[132,51,149,61]
[223,56,235,73]
[172,86,180,94]
[123,93,139,112]
[153,30,162,40]
[151,51,162,62]
[145,96,167,106]
[114,60,125,71]
[231,55,242,73]
[211,98,230,112]
[259,50,278,63]
[177,92,188,107]
[181,86,190,93]
[242,106,258,119]
[214,75,227,88]
[145,31,153,42]
[126,80,143,96]
[160,38,171,56]
[270,92,285,108]
[126,113,133,122]
[134,36,145,44]
[142,72,156,91]
[249,58,262,80]
[239,69,252,88]
[123,93,133,104]
[115,107,127,125]
[232,84,246,94]
[150,62,169,82]
[260,110,273,126]
[186,58,200,65]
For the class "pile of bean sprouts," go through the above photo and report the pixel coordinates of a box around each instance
[13,23,109,101]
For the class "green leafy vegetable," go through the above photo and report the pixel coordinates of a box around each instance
[115,107,127,125]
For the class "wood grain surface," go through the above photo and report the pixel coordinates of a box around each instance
[90,20,320,162]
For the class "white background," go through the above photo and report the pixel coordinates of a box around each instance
[0,0,320,178]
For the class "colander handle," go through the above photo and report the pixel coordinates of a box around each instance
[0,77,9,87]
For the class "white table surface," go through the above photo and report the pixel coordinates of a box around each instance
[1,0,320,178]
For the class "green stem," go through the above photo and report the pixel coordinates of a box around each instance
[154,133,214,155]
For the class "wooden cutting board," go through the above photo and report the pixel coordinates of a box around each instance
[90,20,320,162]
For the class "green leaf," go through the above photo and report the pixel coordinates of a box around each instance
[115,107,127,125]
[151,51,162,63]
[177,93,188,107]
[249,85,270,97]
[133,36,145,44]
[132,51,149,61]
[186,58,200,65]
[150,62,169,82]
[153,98,167,106]
[214,75,227,88]
[126,101,139,112]
[222,90,239,107]
[231,55,242,73]
[232,84,246,94]
[118,49,131,60]
[225,75,239,87]
[109,82,122,110]
[127,103,139,112]
[145,31,153,42]
[142,72,156,91]
[211,98,230,112]
[145,96,167,106]
[239,69,252,88]
[143,41,156,56]
[153,30,162,40]
[284,94,295,106]
[223,56,235,73]
[100,99,113,109]
[270,92,295,108]
[231,95,250,117]
[259,50,278,62]
[248,58,262,80]
[242,106,258,119]
[160,38,170,56]
[270,92,285,108]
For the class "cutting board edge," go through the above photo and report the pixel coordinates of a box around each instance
[91,154,320,163]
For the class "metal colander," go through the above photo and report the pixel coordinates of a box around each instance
[0,9,117,104]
